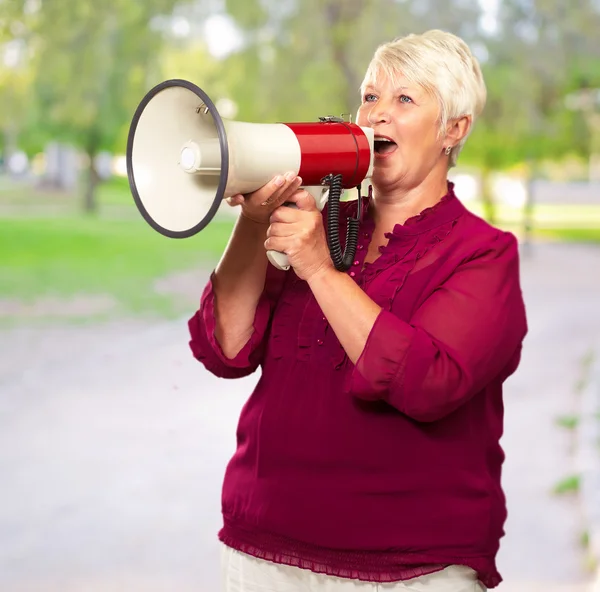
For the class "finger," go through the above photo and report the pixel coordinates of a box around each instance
[260,173,302,207]
[266,222,297,238]
[270,204,301,223]
[283,187,317,211]
[225,194,244,207]
[264,236,288,253]
[269,191,311,223]
[240,174,286,205]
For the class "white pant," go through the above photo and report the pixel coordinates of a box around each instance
[221,545,487,592]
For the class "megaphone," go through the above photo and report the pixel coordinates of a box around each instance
[126,79,374,271]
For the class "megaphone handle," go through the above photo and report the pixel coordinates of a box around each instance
[266,202,298,271]
[265,187,327,271]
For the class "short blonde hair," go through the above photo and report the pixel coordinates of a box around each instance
[360,30,487,167]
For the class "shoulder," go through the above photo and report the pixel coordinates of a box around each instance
[452,207,520,264]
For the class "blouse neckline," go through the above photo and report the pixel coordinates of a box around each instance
[360,181,466,237]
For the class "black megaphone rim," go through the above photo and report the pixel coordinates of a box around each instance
[126,78,230,239]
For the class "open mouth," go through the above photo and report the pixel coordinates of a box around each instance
[374,136,397,156]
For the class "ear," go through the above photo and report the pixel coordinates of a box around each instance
[445,115,472,148]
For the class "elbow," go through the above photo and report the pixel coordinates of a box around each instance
[189,340,258,379]
[349,372,474,422]
[215,326,254,360]
[392,373,476,423]
[188,314,259,380]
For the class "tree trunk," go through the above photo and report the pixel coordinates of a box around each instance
[2,126,18,173]
[522,158,537,251]
[323,0,369,114]
[84,149,100,214]
[480,167,496,225]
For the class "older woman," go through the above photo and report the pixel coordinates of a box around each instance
[188,29,528,591]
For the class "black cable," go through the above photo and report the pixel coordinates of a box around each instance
[325,175,362,272]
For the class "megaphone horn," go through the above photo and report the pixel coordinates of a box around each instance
[126,79,374,272]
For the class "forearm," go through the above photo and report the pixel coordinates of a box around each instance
[307,267,382,364]
[213,214,270,357]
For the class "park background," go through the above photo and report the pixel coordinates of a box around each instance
[1,1,600,591]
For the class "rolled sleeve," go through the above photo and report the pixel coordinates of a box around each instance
[348,310,414,400]
[188,268,284,379]
[348,231,528,422]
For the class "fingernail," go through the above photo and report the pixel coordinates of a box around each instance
[285,171,296,181]
[296,177,303,185]
[274,176,285,186]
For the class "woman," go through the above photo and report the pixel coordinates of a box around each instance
[188,29,527,591]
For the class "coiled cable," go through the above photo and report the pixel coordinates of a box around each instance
[324,174,363,272]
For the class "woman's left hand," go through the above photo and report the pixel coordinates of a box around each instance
[265,189,333,281]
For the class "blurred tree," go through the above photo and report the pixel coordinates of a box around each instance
[460,0,600,220]
[5,0,184,212]
[221,0,483,120]
[0,3,35,165]
[0,48,32,166]
[4,0,597,219]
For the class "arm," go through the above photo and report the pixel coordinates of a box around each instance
[212,173,303,357]
[308,231,527,421]
[212,214,271,358]
[188,174,301,377]
[306,270,381,364]
[188,256,284,378]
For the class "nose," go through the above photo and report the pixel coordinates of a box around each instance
[367,102,391,125]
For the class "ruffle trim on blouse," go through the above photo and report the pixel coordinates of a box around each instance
[359,218,457,310]
[219,520,502,588]
[401,182,457,228]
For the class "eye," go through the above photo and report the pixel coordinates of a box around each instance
[363,93,377,103]
[399,95,413,103]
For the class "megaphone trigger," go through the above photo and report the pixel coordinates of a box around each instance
[265,185,332,271]
[265,201,299,272]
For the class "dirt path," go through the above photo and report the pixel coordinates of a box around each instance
[0,242,598,592]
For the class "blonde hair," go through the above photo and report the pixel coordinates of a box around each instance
[360,30,487,167]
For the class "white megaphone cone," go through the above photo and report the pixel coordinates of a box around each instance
[126,79,374,271]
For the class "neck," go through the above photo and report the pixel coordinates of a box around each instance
[370,169,449,228]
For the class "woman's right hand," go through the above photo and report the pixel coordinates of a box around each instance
[225,171,303,224]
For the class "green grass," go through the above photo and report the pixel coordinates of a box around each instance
[467,202,600,227]
[533,228,600,243]
[96,176,137,206]
[0,215,234,318]
[1,177,598,325]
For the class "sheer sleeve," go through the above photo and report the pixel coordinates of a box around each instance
[188,264,286,379]
[348,231,528,422]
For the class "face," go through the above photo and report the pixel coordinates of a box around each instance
[356,71,446,193]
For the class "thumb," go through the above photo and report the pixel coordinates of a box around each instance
[286,188,317,211]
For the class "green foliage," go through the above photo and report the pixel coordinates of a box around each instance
[225,0,268,30]
[553,474,580,495]
[1,0,187,210]
[26,2,174,153]
[555,415,580,430]
[2,0,600,196]
[581,529,590,549]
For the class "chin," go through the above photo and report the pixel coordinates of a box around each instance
[370,166,401,190]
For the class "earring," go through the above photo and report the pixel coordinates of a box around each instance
[445,146,452,156]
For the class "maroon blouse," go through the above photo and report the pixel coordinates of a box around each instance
[188,183,528,589]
